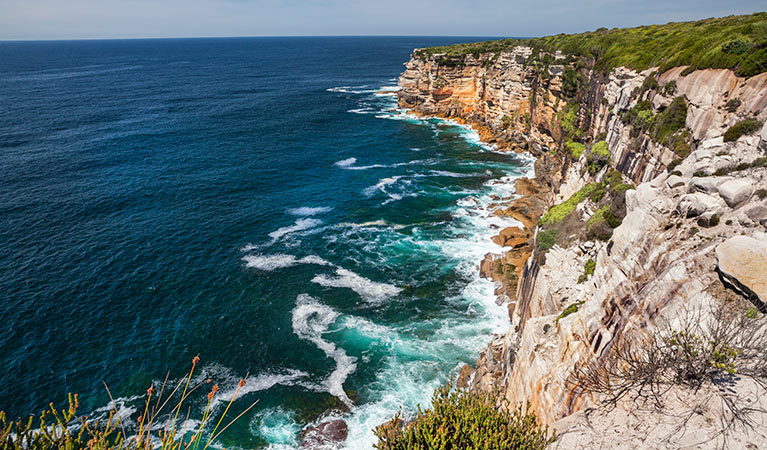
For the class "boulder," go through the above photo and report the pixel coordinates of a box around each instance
[300,420,348,449]
[666,175,686,189]
[716,236,767,309]
[745,205,767,226]
[676,193,724,218]
[717,179,753,208]
[688,177,720,194]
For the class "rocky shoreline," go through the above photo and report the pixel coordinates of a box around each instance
[394,42,767,448]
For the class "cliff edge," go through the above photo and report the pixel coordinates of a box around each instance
[396,13,767,449]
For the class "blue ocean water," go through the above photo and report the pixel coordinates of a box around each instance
[0,37,531,448]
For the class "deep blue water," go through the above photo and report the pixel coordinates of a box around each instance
[0,37,530,449]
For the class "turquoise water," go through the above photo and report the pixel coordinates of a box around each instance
[0,37,530,448]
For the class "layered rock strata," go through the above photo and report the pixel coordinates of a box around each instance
[398,46,767,446]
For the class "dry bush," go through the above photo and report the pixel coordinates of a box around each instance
[569,297,767,436]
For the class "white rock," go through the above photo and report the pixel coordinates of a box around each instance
[666,175,686,189]
[676,193,725,218]
[716,236,767,305]
[717,179,753,208]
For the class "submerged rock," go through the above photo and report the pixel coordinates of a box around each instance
[716,236,767,308]
[300,419,348,449]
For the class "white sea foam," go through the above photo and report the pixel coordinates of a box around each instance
[363,176,401,197]
[256,407,301,449]
[268,218,322,241]
[242,253,333,271]
[287,206,332,216]
[292,294,357,406]
[311,268,401,304]
[212,369,308,408]
[334,157,357,167]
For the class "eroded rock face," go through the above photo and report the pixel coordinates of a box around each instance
[396,45,767,437]
[300,420,348,449]
[716,236,767,308]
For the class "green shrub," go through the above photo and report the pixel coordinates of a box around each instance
[557,301,585,323]
[577,259,596,283]
[723,118,763,142]
[565,141,585,159]
[653,97,688,144]
[591,141,610,158]
[541,183,599,225]
[721,39,752,55]
[374,385,553,450]
[538,228,558,251]
[757,188,767,200]
[725,98,742,113]
[589,187,606,202]
[501,115,514,129]
[663,81,677,96]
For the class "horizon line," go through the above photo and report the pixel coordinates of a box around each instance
[0,34,518,43]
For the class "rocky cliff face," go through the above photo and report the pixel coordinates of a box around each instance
[398,46,767,446]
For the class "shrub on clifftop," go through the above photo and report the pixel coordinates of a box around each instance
[374,384,553,450]
[723,118,763,142]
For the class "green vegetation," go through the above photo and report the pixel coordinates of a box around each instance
[415,13,767,77]
[577,259,596,283]
[757,188,767,200]
[723,118,763,142]
[374,384,553,450]
[565,141,585,159]
[540,183,599,225]
[0,357,255,450]
[725,98,742,112]
[591,141,610,158]
[588,205,611,227]
[587,141,611,175]
[557,301,585,323]
[620,97,690,157]
[537,228,558,251]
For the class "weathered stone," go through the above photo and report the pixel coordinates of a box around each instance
[676,193,724,218]
[717,179,753,208]
[745,205,767,226]
[665,175,686,189]
[300,420,348,449]
[716,236,767,308]
[456,364,475,388]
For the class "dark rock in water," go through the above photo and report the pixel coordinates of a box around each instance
[300,419,348,449]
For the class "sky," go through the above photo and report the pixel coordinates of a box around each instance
[0,0,765,40]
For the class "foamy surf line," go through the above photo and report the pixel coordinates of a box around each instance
[243,253,333,271]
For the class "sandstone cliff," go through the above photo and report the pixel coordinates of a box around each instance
[398,45,767,448]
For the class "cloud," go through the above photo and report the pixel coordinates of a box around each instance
[0,0,764,40]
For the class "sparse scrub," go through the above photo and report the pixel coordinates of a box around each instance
[723,118,763,142]
[374,384,553,450]
[557,301,585,323]
[570,298,767,434]
[725,98,742,113]
[578,259,596,283]
[0,356,256,450]
[537,228,558,251]
[540,183,599,225]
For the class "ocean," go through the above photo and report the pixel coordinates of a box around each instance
[0,37,531,449]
